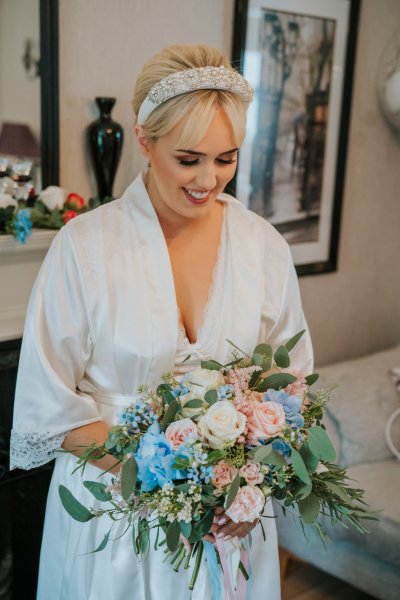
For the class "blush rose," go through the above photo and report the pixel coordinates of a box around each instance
[239,462,264,485]
[247,401,285,445]
[225,485,265,523]
[212,460,238,489]
[165,418,198,450]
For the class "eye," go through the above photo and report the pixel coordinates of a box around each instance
[217,158,237,165]
[178,158,199,166]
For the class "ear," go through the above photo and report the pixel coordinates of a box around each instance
[134,125,151,158]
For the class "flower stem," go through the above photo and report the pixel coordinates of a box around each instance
[189,542,203,591]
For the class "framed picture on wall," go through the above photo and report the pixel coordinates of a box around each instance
[231,0,361,275]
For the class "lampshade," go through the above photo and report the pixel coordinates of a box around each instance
[0,122,41,159]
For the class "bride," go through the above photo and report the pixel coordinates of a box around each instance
[11,44,313,599]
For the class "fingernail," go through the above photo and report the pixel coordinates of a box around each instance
[217,517,227,525]
[223,535,232,541]
[215,532,223,539]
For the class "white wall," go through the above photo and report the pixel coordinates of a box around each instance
[59,0,234,200]
[0,0,40,138]
[58,0,400,366]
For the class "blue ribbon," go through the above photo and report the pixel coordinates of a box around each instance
[203,541,223,600]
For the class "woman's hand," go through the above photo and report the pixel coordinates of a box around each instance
[203,506,259,544]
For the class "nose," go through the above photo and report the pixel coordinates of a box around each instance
[194,162,217,190]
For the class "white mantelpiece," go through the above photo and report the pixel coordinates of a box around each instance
[0,229,57,342]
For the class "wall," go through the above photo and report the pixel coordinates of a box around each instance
[300,0,400,365]
[59,0,400,366]
[0,0,40,139]
[59,0,233,200]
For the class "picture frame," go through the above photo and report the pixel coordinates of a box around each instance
[231,0,361,275]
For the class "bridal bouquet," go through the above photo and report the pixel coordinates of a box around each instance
[59,331,375,596]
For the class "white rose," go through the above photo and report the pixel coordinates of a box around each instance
[198,401,246,449]
[39,186,66,211]
[183,368,225,399]
[0,193,17,209]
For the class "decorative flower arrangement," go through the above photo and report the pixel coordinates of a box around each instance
[0,186,112,245]
[59,332,377,596]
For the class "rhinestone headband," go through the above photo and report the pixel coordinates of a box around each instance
[137,65,254,125]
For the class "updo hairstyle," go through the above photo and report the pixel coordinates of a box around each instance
[132,44,248,149]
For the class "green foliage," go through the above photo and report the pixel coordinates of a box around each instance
[166,520,181,552]
[83,481,112,502]
[273,345,290,368]
[257,372,297,392]
[298,493,320,524]
[224,472,240,510]
[204,389,218,405]
[58,485,94,522]
[284,330,305,352]
[307,426,336,461]
[160,399,179,431]
[200,359,223,371]
[120,456,138,502]
[290,447,311,485]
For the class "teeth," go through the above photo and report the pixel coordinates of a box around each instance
[185,189,209,200]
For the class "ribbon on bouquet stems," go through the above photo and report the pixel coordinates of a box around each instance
[204,536,251,600]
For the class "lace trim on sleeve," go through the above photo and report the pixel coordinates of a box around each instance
[9,429,69,470]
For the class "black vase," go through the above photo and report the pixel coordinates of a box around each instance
[88,97,124,200]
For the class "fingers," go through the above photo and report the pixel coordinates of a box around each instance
[202,533,216,543]
[215,518,258,541]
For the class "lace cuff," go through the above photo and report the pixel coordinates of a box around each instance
[9,429,69,470]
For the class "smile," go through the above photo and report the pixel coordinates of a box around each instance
[182,188,211,205]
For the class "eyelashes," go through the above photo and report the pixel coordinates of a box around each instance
[178,158,237,167]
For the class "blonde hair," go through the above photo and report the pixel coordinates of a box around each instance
[132,44,248,148]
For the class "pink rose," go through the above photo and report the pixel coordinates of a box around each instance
[247,401,285,445]
[212,460,238,489]
[225,485,265,523]
[239,462,264,485]
[165,418,198,450]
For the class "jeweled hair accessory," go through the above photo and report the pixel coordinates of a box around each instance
[137,65,254,124]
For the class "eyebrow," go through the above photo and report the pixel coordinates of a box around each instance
[175,147,238,156]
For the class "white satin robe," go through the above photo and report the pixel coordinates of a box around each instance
[11,173,313,600]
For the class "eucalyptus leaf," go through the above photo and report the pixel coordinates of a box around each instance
[166,520,181,552]
[305,373,319,386]
[91,531,111,553]
[224,472,240,510]
[307,426,336,461]
[196,509,214,538]
[121,456,138,502]
[201,360,223,371]
[83,480,112,502]
[284,330,305,352]
[273,345,290,368]
[252,343,272,370]
[297,481,313,500]
[298,493,320,524]
[253,444,273,463]
[262,449,287,468]
[299,442,319,473]
[204,389,218,404]
[179,521,192,539]
[139,519,150,554]
[290,447,311,484]
[257,373,297,392]
[59,485,94,522]
[160,399,179,431]
[184,398,204,409]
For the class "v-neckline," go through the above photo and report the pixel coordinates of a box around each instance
[176,207,226,346]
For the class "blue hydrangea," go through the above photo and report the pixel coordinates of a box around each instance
[264,388,304,429]
[217,384,233,399]
[272,439,292,458]
[14,208,32,244]
[135,422,186,492]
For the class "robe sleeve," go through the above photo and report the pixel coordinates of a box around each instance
[10,226,102,470]
[258,241,314,375]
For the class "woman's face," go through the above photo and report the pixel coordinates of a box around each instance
[136,108,239,225]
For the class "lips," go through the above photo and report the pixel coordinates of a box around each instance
[182,187,211,205]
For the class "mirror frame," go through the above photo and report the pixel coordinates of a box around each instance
[40,0,59,187]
